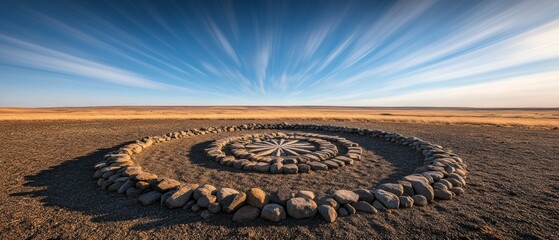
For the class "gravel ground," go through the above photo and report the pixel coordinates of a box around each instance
[0,119,558,239]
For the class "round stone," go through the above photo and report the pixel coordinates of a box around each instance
[260,203,287,222]
[372,189,400,209]
[138,191,162,205]
[165,184,198,208]
[233,205,260,223]
[403,175,435,202]
[377,183,404,196]
[295,190,315,200]
[221,192,247,213]
[412,195,428,206]
[399,196,414,208]
[246,188,269,208]
[197,195,217,208]
[351,201,378,213]
[216,188,239,202]
[270,188,294,206]
[286,197,318,219]
[207,202,221,213]
[318,205,337,223]
[343,203,356,215]
[353,189,375,203]
[333,190,359,204]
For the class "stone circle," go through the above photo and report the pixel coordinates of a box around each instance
[205,132,362,173]
[93,122,469,223]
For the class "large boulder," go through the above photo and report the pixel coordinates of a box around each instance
[372,189,399,209]
[333,190,359,204]
[286,197,317,219]
[260,203,286,222]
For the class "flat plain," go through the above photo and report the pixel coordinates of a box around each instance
[0,107,558,239]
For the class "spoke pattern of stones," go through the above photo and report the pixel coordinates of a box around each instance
[93,123,468,223]
[205,132,362,174]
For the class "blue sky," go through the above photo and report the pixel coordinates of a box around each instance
[1,0,558,107]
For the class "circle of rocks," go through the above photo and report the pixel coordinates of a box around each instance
[205,132,363,174]
[93,123,468,223]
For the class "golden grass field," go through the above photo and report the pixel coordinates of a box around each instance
[0,106,557,128]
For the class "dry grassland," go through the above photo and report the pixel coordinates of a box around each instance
[0,106,557,128]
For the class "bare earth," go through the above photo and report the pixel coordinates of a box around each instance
[0,112,558,239]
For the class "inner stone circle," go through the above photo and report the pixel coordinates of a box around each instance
[205,132,363,174]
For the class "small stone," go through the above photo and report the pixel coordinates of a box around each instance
[208,202,221,213]
[233,205,261,223]
[221,192,247,213]
[412,195,428,206]
[377,183,404,196]
[399,196,414,208]
[200,210,213,219]
[433,182,448,190]
[286,197,318,219]
[118,180,135,194]
[270,162,283,174]
[216,188,239,202]
[160,190,176,205]
[403,175,435,202]
[372,189,400,209]
[191,204,201,212]
[135,181,150,191]
[193,184,216,200]
[438,179,453,189]
[155,178,181,192]
[318,205,337,223]
[283,164,298,174]
[295,190,315,200]
[126,187,141,197]
[134,172,158,182]
[448,173,467,186]
[253,162,270,172]
[270,188,294,205]
[246,188,269,208]
[343,203,356,215]
[434,188,454,200]
[183,200,196,210]
[323,160,339,169]
[338,207,349,217]
[333,189,359,204]
[298,164,311,173]
[138,191,162,205]
[447,178,464,188]
[351,201,378,213]
[353,189,375,203]
[450,187,465,195]
[261,203,287,222]
[315,195,339,209]
[107,181,124,192]
[399,181,415,196]
[166,184,199,208]
[197,195,217,208]
[308,162,328,171]
[372,200,386,211]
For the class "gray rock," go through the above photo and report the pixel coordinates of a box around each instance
[403,175,434,202]
[246,188,269,208]
[438,179,453,189]
[315,195,339,210]
[377,183,404,196]
[160,190,176,205]
[399,196,414,208]
[221,192,247,213]
[166,184,198,208]
[372,200,386,211]
[446,178,464,188]
[399,181,415,196]
[372,189,399,209]
[295,190,315,200]
[351,201,378,213]
[422,171,445,181]
[450,187,465,195]
[207,202,221,213]
[353,189,375,203]
[333,189,359,204]
[323,160,339,169]
[126,187,142,198]
[308,162,328,171]
[138,191,162,205]
[253,162,270,172]
[412,195,428,206]
[434,188,454,200]
[283,164,298,174]
[107,181,124,192]
[318,205,337,223]
[286,197,318,219]
[270,162,283,174]
[183,200,196,210]
[270,188,294,205]
[338,207,349,217]
[448,173,467,186]
[117,180,135,194]
[343,203,356,215]
[197,195,217,208]
[191,204,200,212]
[298,164,311,173]
[193,184,216,200]
[233,205,260,223]
[260,203,287,222]
[134,172,157,182]
[216,188,239,202]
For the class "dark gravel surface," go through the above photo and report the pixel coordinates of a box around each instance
[0,119,558,239]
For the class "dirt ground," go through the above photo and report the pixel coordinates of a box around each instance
[0,119,558,239]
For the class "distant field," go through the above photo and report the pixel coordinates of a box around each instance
[0,106,557,128]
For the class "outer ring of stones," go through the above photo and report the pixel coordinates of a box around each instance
[93,123,469,223]
[205,132,363,174]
